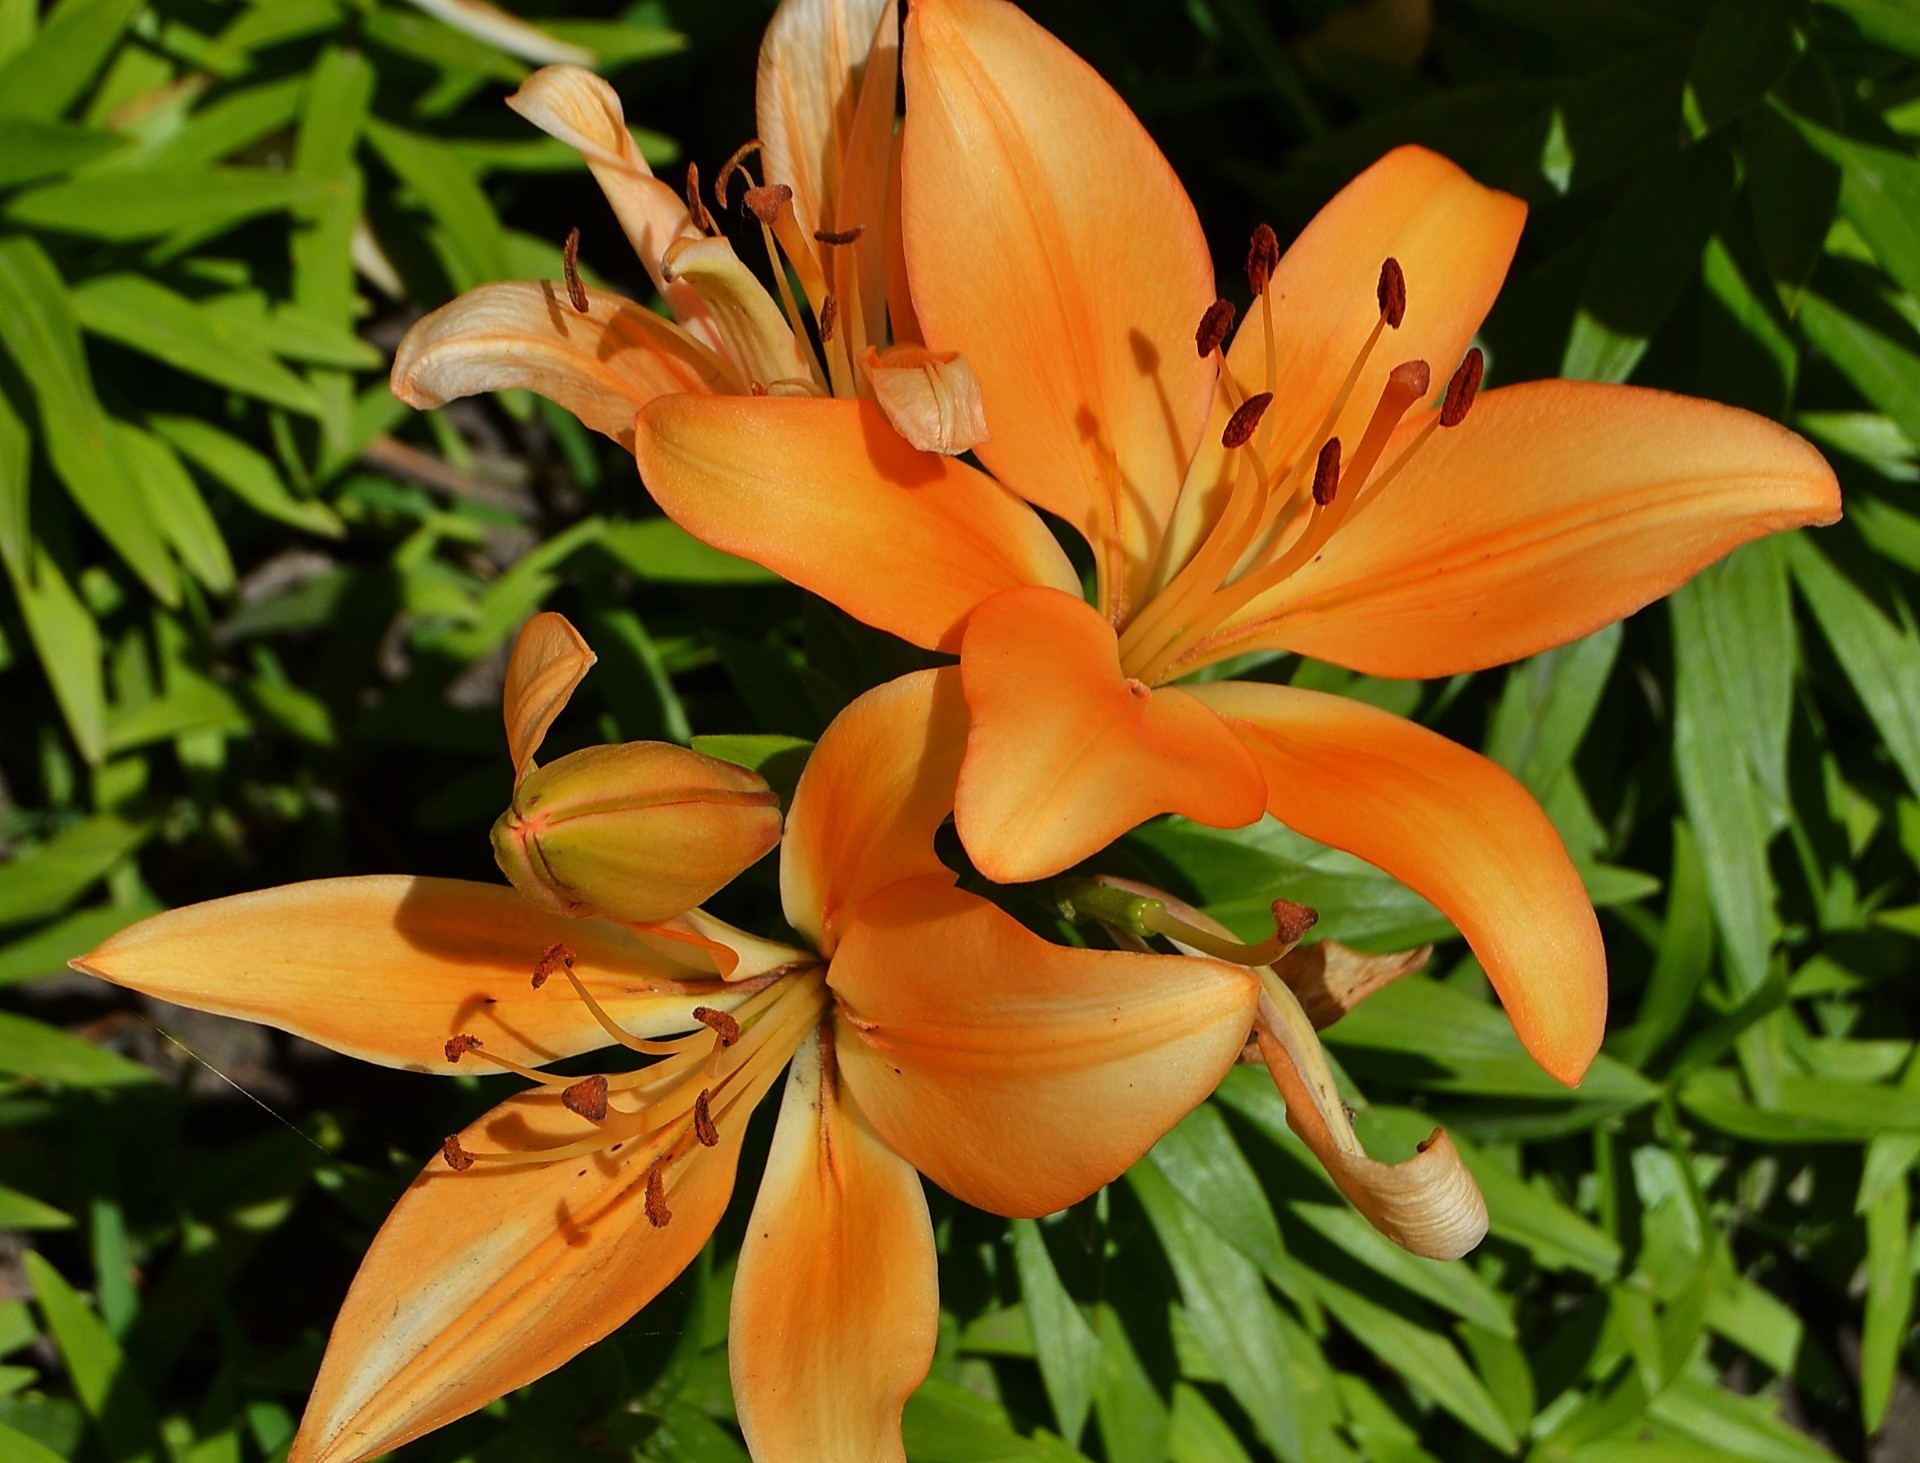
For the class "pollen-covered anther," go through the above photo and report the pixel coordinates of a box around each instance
[1195,298,1235,357]
[819,292,839,344]
[1271,897,1320,947]
[1376,257,1406,329]
[1311,437,1342,506]
[561,1073,610,1123]
[693,1089,719,1147]
[1246,223,1281,295]
[813,224,865,245]
[743,182,792,227]
[691,1006,741,1047]
[441,1136,475,1172]
[561,227,588,313]
[444,1033,483,1065]
[531,941,576,990]
[1441,348,1484,428]
[714,139,763,210]
[644,1164,672,1227]
[683,163,715,234]
[1222,391,1274,449]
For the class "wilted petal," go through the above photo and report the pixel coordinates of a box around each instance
[731,1025,936,1462]
[955,586,1266,882]
[390,281,736,449]
[781,668,969,954]
[1277,941,1431,1029]
[860,343,989,454]
[75,877,744,1073]
[829,878,1257,1217]
[503,611,595,785]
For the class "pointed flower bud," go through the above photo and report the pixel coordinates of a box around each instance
[492,742,781,924]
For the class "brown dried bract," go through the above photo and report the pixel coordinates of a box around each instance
[1221,391,1273,449]
[684,162,715,234]
[1194,298,1235,358]
[1376,257,1406,329]
[1441,348,1484,428]
[1246,223,1281,295]
[813,224,866,245]
[562,227,588,313]
[1271,897,1320,947]
[819,292,839,344]
[693,1089,719,1147]
[561,1073,609,1123]
[1312,437,1342,506]
[715,139,762,211]
[531,942,576,989]
[644,1164,672,1227]
[441,1136,475,1172]
[692,1006,741,1047]
[444,1033,483,1065]
[743,183,793,227]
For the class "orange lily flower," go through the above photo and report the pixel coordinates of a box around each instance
[74,614,1256,1463]
[627,0,1841,1089]
[390,0,990,456]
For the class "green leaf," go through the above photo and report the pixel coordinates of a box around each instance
[23,1250,158,1462]
[70,275,322,415]
[291,46,371,329]
[1611,821,1715,1068]
[901,1377,1090,1462]
[0,0,142,121]
[1789,114,1920,304]
[0,1185,72,1230]
[0,1010,152,1088]
[148,415,345,538]
[1681,1068,1920,1140]
[0,1421,67,1463]
[1167,1384,1255,1463]
[1484,624,1622,797]
[113,422,234,595]
[1742,105,1840,303]
[8,167,332,241]
[0,813,155,929]
[0,900,159,987]
[599,518,781,584]
[0,537,106,762]
[1796,289,1920,451]
[1682,0,1802,138]
[0,116,120,186]
[1860,1176,1912,1433]
[1010,1220,1101,1445]
[1816,0,1920,59]
[366,119,509,290]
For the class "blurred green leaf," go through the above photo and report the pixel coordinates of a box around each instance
[24,1249,158,1462]
[0,813,155,929]
[0,0,141,121]
[1682,0,1801,138]
[1859,1173,1911,1433]
[600,519,781,585]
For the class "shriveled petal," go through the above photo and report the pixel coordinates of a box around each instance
[390,281,736,449]
[74,876,744,1073]
[1157,146,1524,591]
[502,611,595,784]
[1253,981,1486,1260]
[782,668,968,955]
[288,1059,780,1463]
[955,586,1266,882]
[829,878,1258,1217]
[633,396,1077,652]
[732,1025,936,1463]
[902,0,1216,614]
[1198,380,1843,677]
[1277,940,1431,1030]
[757,0,897,347]
[661,235,816,392]
[506,66,723,348]
[860,344,989,455]
[1191,682,1604,1086]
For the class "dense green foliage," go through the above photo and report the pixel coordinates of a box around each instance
[1,0,1918,1459]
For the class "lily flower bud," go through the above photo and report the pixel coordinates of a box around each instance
[492,742,781,924]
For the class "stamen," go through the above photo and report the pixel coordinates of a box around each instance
[645,1164,672,1227]
[1246,223,1280,296]
[445,1033,482,1064]
[562,228,588,313]
[743,183,793,227]
[1311,438,1341,506]
[1441,348,1484,427]
[692,1006,741,1047]
[442,1031,574,1087]
[1222,391,1273,449]
[813,225,865,245]
[1057,878,1319,968]
[714,139,762,211]
[562,1074,610,1122]
[819,292,838,344]
[442,1136,475,1172]
[531,942,574,990]
[683,163,715,234]
[1195,298,1235,358]
[1271,898,1321,946]
[1376,257,1405,329]
[693,1090,719,1147]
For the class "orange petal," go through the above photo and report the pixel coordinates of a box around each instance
[731,1025,936,1462]
[902,0,1216,615]
[633,395,1077,652]
[502,611,595,784]
[955,586,1266,882]
[828,878,1257,1217]
[1158,146,1525,590]
[506,66,725,352]
[1199,380,1842,677]
[288,1051,784,1463]
[781,668,969,955]
[74,876,746,1074]
[390,281,736,450]
[1191,681,1605,1085]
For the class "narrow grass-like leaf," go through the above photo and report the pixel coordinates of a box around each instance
[24,1250,158,1462]
[0,0,142,121]
[147,415,344,538]
[1859,1176,1911,1433]
[0,813,154,929]
[8,168,331,241]
[1010,1220,1101,1446]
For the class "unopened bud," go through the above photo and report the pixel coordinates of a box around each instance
[492,742,780,923]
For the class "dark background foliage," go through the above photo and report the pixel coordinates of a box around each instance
[1,0,1917,1459]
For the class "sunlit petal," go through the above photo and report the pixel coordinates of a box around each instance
[502,611,596,785]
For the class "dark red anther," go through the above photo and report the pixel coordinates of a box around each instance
[684,162,715,234]
[1441,348,1484,428]
[531,942,575,990]
[441,1136,475,1172]
[1221,391,1273,449]
[813,224,866,245]
[1195,298,1236,357]
[1271,897,1320,947]
[692,1006,741,1047]
[1246,223,1281,295]
[1311,438,1341,507]
[444,1033,482,1064]
[1377,257,1406,329]
[562,1074,609,1123]
[562,227,588,313]
[693,1090,719,1147]
[743,182,792,226]
[819,292,839,344]
[644,1164,672,1227]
